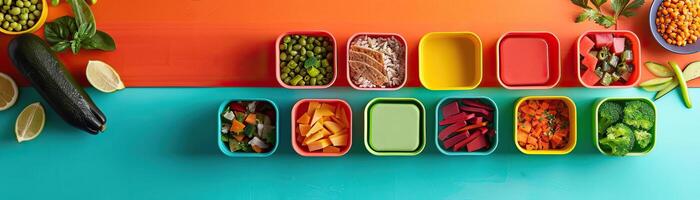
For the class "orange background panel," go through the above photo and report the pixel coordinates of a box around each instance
[0,0,698,87]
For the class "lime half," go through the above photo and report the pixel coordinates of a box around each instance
[15,103,45,143]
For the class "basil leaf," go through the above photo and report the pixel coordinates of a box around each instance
[571,0,590,9]
[44,16,77,45]
[68,0,96,38]
[81,30,116,51]
[51,41,70,52]
[70,40,81,54]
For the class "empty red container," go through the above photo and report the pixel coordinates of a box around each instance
[497,31,561,89]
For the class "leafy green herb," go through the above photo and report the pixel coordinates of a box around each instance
[304,56,320,69]
[571,0,644,28]
[43,0,115,54]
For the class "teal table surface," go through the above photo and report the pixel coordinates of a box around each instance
[1,87,698,199]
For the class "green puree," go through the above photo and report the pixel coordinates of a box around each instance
[369,103,421,152]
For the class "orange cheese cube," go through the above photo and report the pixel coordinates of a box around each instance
[323,121,343,134]
[329,134,348,146]
[307,120,325,136]
[298,124,311,136]
[296,113,311,125]
[322,146,341,153]
[308,139,331,152]
[307,101,321,116]
[303,131,325,145]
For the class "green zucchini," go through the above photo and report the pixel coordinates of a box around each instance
[8,34,106,134]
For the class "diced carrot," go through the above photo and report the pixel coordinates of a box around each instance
[252,145,263,153]
[323,121,344,134]
[308,139,331,152]
[304,131,326,145]
[307,101,321,116]
[244,114,257,125]
[517,131,528,145]
[527,136,538,145]
[307,121,325,137]
[298,124,311,136]
[230,120,246,133]
[234,134,245,142]
[329,134,348,146]
[296,113,311,125]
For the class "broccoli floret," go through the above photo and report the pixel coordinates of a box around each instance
[599,123,635,156]
[598,101,622,135]
[623,100,655,130]
[634,130,652,149]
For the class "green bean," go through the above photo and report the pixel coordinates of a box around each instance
[310,78,317,86]
[303,76,310,81]
[291,75,303,86]
[288,71,295,77]
[294,67,300,73]
[283,77,291,84]
[287,60,297,69]
[299,80,306,86]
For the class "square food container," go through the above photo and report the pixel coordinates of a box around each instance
[346,32,408,90]
[593,97,656,156]
[419,32,483,90]
[364,98,426,156]
[276,31,338,89]
[291,99,352,157]
[497,31,561,89]
[435,97,499,156]
[217,99,279,157]
[514,96,577,155]
[576,30,641,88]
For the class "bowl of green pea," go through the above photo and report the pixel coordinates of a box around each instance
[276,31,337,89]
[0,0,47,35]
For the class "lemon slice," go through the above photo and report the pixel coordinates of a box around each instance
[15,102,45,143]
[86,60,125,93]
[0,72,18,111]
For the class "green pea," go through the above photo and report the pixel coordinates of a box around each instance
[280,73,288,80]
[293,44,302,50]
[299,56,306,62]
[315,55,322,60]
[9,22,17,28]
[299,80,306,86]
[282,67,291,73]
[293,55,300,62]
[326,53,333,60]
[2,21,8,29]
[288,71,295,77]
[294,67,300,73]
[305,44,313,50]
[299,38,306,46]
[310,78,317,86]
[283,77,291,84]
[289,50,298,56]
[313,46,322,54]
[279,43,286,50]
[300,35,307,40]
[289,39,297,45]
[283,36,291,43]
[2,5,8,11]
[0,14,3,22]
[290,75,303,86]
[21,8,28,14]
[322,41,329,47]
[300,48,306,56]
[279,52,287,61]
[12,15,17,21]
[320,47,327,54]
[19,19,25,25]
[32,10,39,17]
[32,0,39,4]
[299,69,307,76]
[316,74,324,80]
[10,7,20,15]
[306,51,314,58]
[287,60,297,69]
[29,5,35,11]
[321,59,329,67]
[303,76,310,81]
[15,23,21,30]
[16,1,24,7]
[36,3,40,10]
[28,14,33,20]
[319,68,326,75]
[292,35,300,39]
[19,13,27,20]
[6,15,13,22]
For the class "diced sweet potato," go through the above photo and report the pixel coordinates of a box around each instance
[438,120,467,140]
[319,103,336,116]
[308,139,331,152]
[304,131,325,145]
[323,121,344,134]
[307,121,325,136]
[296,113,311,125]
[439,112,474,126]
[467,135,489,152]
[335,107,349,127]
[594,33,613,48]
[307,101,321,116]
[580,36,595,55]
[298,124,311,136]
[322,146,341,153]
[612,37,625,54]
[442,102,461,118]
[329,134,348,146]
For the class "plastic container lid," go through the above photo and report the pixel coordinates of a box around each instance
[368,103,421,151]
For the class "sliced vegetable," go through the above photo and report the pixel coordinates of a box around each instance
[642,80,675,92]
[437,99,495,152]
[655,80,679,100]
[294,101,350,154]
[220,101,276,153]
[640,77,672,87]
[645,62,673,77]
[684,61,700,81]
[669,61,692,108]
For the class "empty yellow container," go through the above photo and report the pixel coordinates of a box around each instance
[419,32,483,90]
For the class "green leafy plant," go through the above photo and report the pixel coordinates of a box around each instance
[571,0,644,28]
[44,0,115,54]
